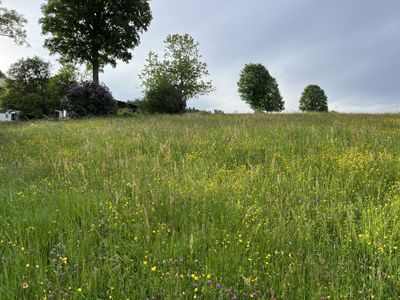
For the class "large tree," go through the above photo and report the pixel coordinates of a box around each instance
[40,0,152,84]
[299,85,329,112]
[0,0,28,45]
[140,34,214,109]
[238,63,284,112]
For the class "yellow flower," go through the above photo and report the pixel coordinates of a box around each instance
[21,281,29,289]
[151,266,157,272]
[143,261,148,265]
[77,288,82,293]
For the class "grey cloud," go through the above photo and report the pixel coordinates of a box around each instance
[0,0,399,112]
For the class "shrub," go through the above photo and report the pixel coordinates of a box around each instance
[63,81,117,117]
[117,108,136,117]
[142,80,185,114]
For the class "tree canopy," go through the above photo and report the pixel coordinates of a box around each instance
[0,57,80,118]
[1,57,52,118]
[238,63,284,112]
[40,0,152,84]
[300,85,329,112]
[0,0,28,45]
[140,34,214,109]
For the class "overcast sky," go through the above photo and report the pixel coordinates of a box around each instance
[1,0,399,113]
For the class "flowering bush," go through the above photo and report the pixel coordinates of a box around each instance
[63,81,117,117]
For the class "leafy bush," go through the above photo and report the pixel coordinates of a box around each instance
[117,108,136,117]
[142,80,185,114]
[63,81,117,117]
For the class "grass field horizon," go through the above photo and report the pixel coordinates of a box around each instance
[1,113,399,299]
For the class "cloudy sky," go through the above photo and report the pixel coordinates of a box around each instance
[1,0,399,113]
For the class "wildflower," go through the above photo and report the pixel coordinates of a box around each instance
[151,266,157,272]
[21,281,29,289]
[143,261,148,265]
[207,279,212,286]
[216,283,221,290]
[191,274,199,281]
[77,288,82,293]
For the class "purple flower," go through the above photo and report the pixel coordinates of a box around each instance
[207,279,212,286]
[216,283,221,290]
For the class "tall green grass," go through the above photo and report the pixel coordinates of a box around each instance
[0,113,399,299]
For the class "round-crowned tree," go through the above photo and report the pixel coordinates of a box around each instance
[237,63,284,112]
[300,85,329,112]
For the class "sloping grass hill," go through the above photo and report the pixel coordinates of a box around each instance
[0,113,399,299]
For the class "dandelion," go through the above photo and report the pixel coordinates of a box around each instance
[77,288,82,293]
[151,266,157,272]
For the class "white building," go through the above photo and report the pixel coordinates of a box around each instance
[0,110,19,122]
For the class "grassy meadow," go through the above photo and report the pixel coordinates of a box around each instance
[0,113,399,299]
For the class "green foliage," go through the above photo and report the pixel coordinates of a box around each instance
[142,79,185,114]
[0,70,5,95]
[117,108,136,117]
[7,56,51,95]
[40,0,152,84]
[46,64,79,104]
[0,58,80,118]
[0,0,28,45]
[140,34,214,108]
[0,114,399,299]
[300,84,329,112]
[63,81,117,117]
[0,56,54,118]
[238,63,284,112]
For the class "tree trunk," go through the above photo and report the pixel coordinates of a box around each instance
[92,60,100,85]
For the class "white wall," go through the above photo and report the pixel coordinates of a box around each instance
[0,112,13,122]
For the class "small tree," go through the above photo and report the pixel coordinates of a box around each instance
[40,0,152,84]
[140,34,214,110]
[0,0,28,45]
[300,85,329,112]
[238,63,284,112]
[0,57,55,118]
